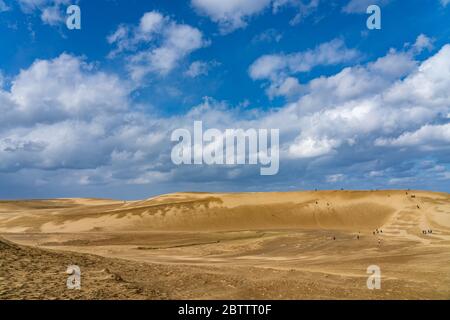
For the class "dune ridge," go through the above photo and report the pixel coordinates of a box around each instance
[0,190,448,235]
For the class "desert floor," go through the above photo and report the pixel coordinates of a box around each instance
[0,190,449,299]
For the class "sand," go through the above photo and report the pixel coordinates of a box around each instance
[0,190,449,299]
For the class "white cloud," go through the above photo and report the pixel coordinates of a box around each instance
[0,0,10,12]
[191,0,272,33]
[0,56,229,181]
[369,49,417,77]
[17,0,70,25]
[267,77,303,98]
[0,54,135,173]
[107,25,131,53]
[249,39,361,98]
[9,54,129,122]
[368,170,384,177]
[0,121,110,170]
[191,0,320,33]
[326,174,345,183]
[18,0,47,11]
[285,41,450,160]
[411,34,435,54]
[249,55,286,81]
[40,5,64,25]
[108,11,208,80]
[1,37,449,192]
[342,0,390,14]
[388,176,417,186]
[273,0,320,25]
[252,28,283,44]
[289,137,339,158]
[250,39,360,80]
[441,0,450,7]
[384,44,450,106]
[139,11,165,34]
[185,61,213,78]
[375,124,450,148]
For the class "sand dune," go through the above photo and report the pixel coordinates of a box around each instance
[1,190,448,233]
[1,190,450,299]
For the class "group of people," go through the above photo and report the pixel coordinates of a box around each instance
[373,228,383,235]
[372,229,383,246]
[330,230,384,245]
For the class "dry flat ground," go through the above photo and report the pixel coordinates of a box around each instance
[0,190,449,299]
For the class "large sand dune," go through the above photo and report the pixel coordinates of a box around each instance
[1,190,450,299]
[1,190,448,233]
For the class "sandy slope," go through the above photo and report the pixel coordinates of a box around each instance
[1,190,450,299]
[1,190,448,233]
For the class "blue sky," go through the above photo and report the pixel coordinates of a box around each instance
[0,0,449,199]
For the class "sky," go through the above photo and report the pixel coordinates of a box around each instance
[0,0,449,199]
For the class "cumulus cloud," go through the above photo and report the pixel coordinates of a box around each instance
[286,40,450,165]
[0,54,133,172]
[184,60,218,78]
[191,0,272,33]
[250,39,360,80]
[0,56,240,185]
[191,0,321,33]
[272,0,320,25]
[411,34,435,54]
[289,137,339,158]
[326,173,345,183]
[7,54,129,124]
[17,0,70,25]
[342,0,390,14]
[375,124,450,149]
[1,35,449,195]
[108,11,208,80]
[249,39,361,98]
